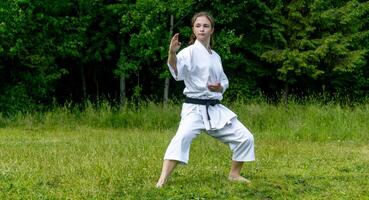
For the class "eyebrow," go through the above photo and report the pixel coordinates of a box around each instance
[195,22,211,26]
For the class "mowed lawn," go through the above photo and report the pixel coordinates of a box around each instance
[0,127,368,199]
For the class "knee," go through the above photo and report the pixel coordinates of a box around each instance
[173,130,197,143]
[240,128,254,145]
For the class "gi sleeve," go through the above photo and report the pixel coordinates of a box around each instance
[217,56,229,93]
[167,48,191,81]
[220,69,229,93]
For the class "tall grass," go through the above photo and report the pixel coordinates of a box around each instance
[231,100,369,142]
[1,100,368,142]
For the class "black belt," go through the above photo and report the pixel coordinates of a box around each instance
[184,97,220,121]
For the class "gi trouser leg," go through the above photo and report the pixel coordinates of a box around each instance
[164,111,204,164]
[164,109,255,164]
[207,118,255,162]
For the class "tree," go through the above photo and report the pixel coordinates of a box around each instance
[260,0,369,103]
[116,0,195,104]
[0,0,66,113]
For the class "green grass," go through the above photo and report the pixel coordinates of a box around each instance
[0,128,367,199]
[0,101,368,199]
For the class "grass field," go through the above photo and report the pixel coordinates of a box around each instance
[0,102,368,199]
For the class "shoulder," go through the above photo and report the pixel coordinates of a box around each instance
[177,43,195,57]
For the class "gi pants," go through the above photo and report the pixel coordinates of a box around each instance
[164,105,255,164]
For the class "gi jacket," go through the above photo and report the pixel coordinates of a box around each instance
[168,40,237,130]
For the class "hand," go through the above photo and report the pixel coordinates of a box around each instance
[169,33,181,53]
[207,82,223,93]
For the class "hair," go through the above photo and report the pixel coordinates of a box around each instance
[189,11,215,48]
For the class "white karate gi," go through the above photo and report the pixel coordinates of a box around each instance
[164,40,255,164]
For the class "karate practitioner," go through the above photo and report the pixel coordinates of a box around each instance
[156,12,255,188]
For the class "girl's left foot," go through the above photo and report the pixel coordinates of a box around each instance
[156,178,167,188]
[228,175,251,184]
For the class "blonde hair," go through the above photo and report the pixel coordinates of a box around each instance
[189,11,215,48]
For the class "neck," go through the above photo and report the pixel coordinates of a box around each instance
[197,39,211,50]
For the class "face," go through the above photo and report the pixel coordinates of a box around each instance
[192,16,214,44]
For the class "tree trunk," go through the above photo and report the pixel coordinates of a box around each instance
[163,14,174,104]
[120,74,126,105]
[80,63,87,100]
[163,77,170,103]
[93,66,99,101]
[282,82,289,107]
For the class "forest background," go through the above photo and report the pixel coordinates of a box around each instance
[1,1,369,198]
[0,0,369,113]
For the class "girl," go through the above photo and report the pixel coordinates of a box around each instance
[156,12,255,188]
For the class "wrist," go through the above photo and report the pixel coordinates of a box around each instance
[219,86,223,93]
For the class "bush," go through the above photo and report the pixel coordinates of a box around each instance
[0,85,40,115]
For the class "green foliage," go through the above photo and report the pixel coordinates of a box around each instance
[116,0,194,80]
[0,85,37,114]
[0,0,69,113]
[260,0,369,96]
[0,0,369,111]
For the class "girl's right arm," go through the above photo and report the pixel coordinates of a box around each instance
[168,33,181,75]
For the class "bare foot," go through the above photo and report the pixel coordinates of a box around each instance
[156,178,167,188]
[228,175,251,184]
